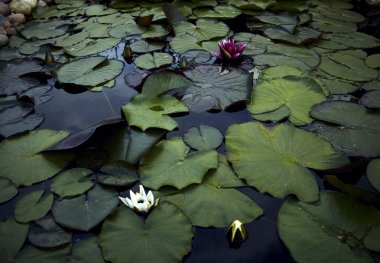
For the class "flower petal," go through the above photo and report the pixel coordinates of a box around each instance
[147,191,154,205]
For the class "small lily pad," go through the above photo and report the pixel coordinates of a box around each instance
[0,177,18,204]
[64,38,121,57]
[15,244,71,263]
[140,137,218,190]
[129,40,165,53]
[134,52,173,70]
[360,90,380,109]
[14,189,54,223]
[68,237,105,263]
[0,217,28,263]
[183,125,223,150]
[50,168,94,197]
[367,159,380,192]
[98,161,139,187]
[365,54,380,69]
[174,19,229,41]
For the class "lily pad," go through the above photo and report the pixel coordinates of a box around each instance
[98,161,139,187]
[310,101,380,157]
[64,38,121,57]
[0,60,44,96]
[226,122,350,202]
[170,34,203,53]
[56,57,123,86]
[0,217,28,263]
[179,65,252,112]
[140,137,218,190]
[326,32,380,49]
[278,191,380,263]
[121,94,189,131]
[248,76,326,125]
[134,52,173,70]
[21,20,69,40]
[55,31,90,47]
[367,159,380,192]
[50,168,94,197]
[52,185,119,231]
[174,19,229,41]
[365,54,380,69]
[99,202,193,263]
[0,129,73,186]
[14,190,54,224]
[129,40,165,53]
[264,26,321,45]
[183,125,223,150]
[360,90,380,109]
[15,244,71,263]
[68,237,105,263]
[0,177,18,204]
[141,70,193,98]
[193,5,241,19]
[28,215,72,248]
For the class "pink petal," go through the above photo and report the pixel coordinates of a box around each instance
[211,51,222,59]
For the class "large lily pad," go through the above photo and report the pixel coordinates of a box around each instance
[134,52,173,70]
[0,130,73,186]
[52,185,118,231]
[360,90,380,109]
[68,237,105,263]
[56,57,123,86]
[264,26,321,45]
[174,19,229,41]
[121,94,189,131]
[0,177,18,204]
[14,189,54,223]
[365,54,380,69]
[325,32,380,49]
[0,60,44,96]
[0,217,28,263]
[226,122,350,202]
[183,125,223,151]
[367,159,380,192]
[177,65,252,112]
[278,191,380,263]
[99,202,193,263]
[248,76,326,125]
[310,101,380,157]
[50,168,94,197]
[141,70,193,98]
[64,38,121,57]
[21,20,69,40]
[98,161,139,187]
[139,137,218,190]
[15,245,71,263]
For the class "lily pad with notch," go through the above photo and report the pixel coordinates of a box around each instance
[0,217,28,263]
[183,124,223,151]
[14,244,71,263]
[98,160,139,187]
[134,52,173,70]
[50,168,94,198]
[0,177,18,204]
[67,237,105,263]
[63,38,121,57]
[360,90,380,109]
[174,19,229,41]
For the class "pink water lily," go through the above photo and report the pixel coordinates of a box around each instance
[211,39,247,61]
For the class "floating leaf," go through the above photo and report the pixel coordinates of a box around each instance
[310,101,380,157]
[311,14,357,33]
[0,60,44,96]
[0,177,18,204]
[21,20,69,40]
[121,94,189,131]
[14,190,54,223]
[326,32,380,49]
[183,125,223,151]
[230,0,277,10]
[179,65,252,111]
[0,217,28,263]
[56,57,123,86]
[68,237,105,263]
[360,90,380,109]
[134,52,173,70]
[226,122,349,202]
[98,161,139,187]
[52,185,118,231]
[193,5,241,19]
[100,202,193,263]
[64,38,120,57]
[365,54,380,69]
[129,40,165,53]
[141,70,193,98]
[248,76,326,125]
[278,191,380,263]
[55,31,90,47]
[140,137,218,190]
[0,130,73,186]
[15,244,71,263]
[170,34,203,53]
[50,168,94,197]
[367,159,380,192]
[19,85,52,105]
[264,26,321,45]
[28,215,72,248]
[181,49,212,63]
[174,19,229,41]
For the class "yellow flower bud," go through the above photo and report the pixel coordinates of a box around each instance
[226,219,247,243]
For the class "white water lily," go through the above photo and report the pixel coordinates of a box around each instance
[119,185,158,213]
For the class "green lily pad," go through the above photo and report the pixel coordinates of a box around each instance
[50,168,94,197]
[108,23,145,38]
[15,244,71,263]
[183,125,223,150]
[320,78,359,95]
[361,90,380,109]
[0,217,28,263]
[0,129,73,186]
[310,101,380,157]
[0,60,44,96]
[121,94,189,131]
[52,185,119,231]
[129,40,165,53]
[174,19,229,41]
[278,191,380,263]
[193,5,241,19]
[181,49,212,63]
[55,31,90,47]
[230,0,277,10]
[68,237,105,263]
[56,57,123,86]
[365,54,380,69]
[141,24,170,38]
[64,38,121,57]
[28,215,72,248]
[311,14,357,33]
[316,7,365,23]
[226,122,350,202]
[325,32,380,49]
[85,5,117,16]
[0,177,18,204]
[98,161,139,187]
[134,52,173,70]
[100,202,193,263]
[141,70,193,98]
[264,26,321,45]
[367,159,380,192]
[170,34,203,53]
[179,65,252,112]
[14,189,54,223]
[248,76,326,125]
[319,53,378,82]
[21,20,69,40]
[253,53,310,70]
[254,11,298,32]
[140,137,218,190]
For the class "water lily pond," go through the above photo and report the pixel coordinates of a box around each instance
[1,0,380,262]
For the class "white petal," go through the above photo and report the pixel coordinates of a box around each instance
[139,185,147,198]
[136,202,148,212]
[125,197,135,209]
[129,191,138,205]
[146,191,154,205]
